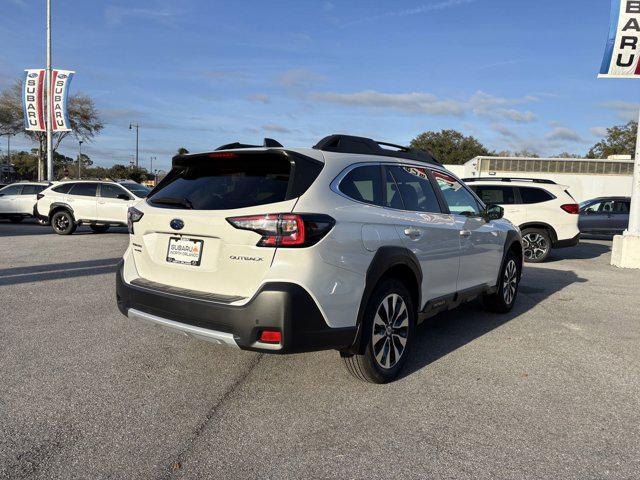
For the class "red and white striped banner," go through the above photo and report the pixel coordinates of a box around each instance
[22,69,46,131]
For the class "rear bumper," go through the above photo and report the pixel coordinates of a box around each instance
[115,262,356,354]
[553,233,580,249]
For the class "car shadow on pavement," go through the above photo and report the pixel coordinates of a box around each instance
[545,241,611,262]
[0,220,129,237]
[401,267,587,380]
[0,258,121,286]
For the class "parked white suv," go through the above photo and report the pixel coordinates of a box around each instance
[35,180,150,234]
[116,135,523,383]
[465,178,580,263]
[0,182,50,223]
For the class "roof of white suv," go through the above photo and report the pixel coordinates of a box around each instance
[463,177,569,190]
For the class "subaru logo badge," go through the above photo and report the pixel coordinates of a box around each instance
[28,73,38,78]
[58,74,67,78]
[170,219,184,230]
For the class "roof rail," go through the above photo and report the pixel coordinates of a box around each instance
[313,134,440,165]
[462,177,556,185]
[215,138,283,151]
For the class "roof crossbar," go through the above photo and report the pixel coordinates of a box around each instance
[462,177,556,184]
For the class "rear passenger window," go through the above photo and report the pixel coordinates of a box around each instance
[386,166,441,213]
[519,187,555,204]
[471,186,516,205]
[340,166,383,206]
[52,183,73,194]
[614,201,630,213]
[69,183,98,197]
[21,185,42,195]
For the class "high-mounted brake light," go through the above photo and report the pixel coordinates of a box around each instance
[560,203,579,214]
[208,152,237,158]
[226,213,334,248]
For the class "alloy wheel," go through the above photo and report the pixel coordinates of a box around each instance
[503,259,518,305]
[523,233,548,261]
[55,214,70,232]
[372,294,409,369]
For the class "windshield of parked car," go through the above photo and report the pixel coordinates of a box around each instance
[121,183,151,198]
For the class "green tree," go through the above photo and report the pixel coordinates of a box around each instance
[5,150,39,180]
[512,149,539,158]
[410,129,493,165]
[177,147,189,155]
[587,121,637,158]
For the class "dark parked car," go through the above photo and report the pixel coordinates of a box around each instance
[579,197,631,235]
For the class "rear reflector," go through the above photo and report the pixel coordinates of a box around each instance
[560,203,579,214]
[259,330,281,343]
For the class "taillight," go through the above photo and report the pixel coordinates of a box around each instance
[127,207,144,234]
[226,213,335,248]
[36,193,45,200]
[560,203,579,214]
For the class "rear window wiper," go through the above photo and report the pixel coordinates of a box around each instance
[150,196,193,209]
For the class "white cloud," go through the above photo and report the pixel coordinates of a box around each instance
[545,127,583,143]
[342,0,477,27]
[278,69,326,89]
[105,5,182,26]
[248,94,270,104]
[600,101,640,121]
[311,89,537,122]
[589,126,609,138]
[262,124,291,133]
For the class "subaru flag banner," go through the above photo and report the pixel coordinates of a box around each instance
[51,69,75,131]
[22,69,46,131]
[599,0,640,78]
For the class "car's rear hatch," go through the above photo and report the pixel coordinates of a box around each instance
[130,149,323,299]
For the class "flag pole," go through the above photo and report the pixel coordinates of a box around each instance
[46,0,53,182]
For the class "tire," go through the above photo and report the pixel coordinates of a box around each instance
[9,216,24,223]
[90,225,110,233]
[51,210,77,235]
[483,251,521,313]
[342,278,416,384]
[521,228,551,263]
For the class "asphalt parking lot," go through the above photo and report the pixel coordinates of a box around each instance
[1,220,639,480]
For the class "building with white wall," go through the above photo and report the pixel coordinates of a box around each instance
[446,156,634,202]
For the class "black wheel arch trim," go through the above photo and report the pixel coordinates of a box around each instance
[496,230,523,290]
[49,202,75,217]
[346,246,422,355]
[519,222,557,243]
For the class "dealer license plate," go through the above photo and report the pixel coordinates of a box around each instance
[166,237,204,266]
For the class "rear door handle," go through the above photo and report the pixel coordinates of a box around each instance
[459,230,471,237]
[403,228,422,239]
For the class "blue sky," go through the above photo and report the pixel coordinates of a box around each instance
[1,0,638,171]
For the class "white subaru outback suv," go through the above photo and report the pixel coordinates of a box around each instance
[116,135,523,383]
[35,180,150,234]
[0,182,49,223]
[465,178,580,263]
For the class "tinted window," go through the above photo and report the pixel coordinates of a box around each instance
[614,201,631,213]
[0,185,22,195]
[519,187,554,204]
[149,157,291,210]
[21,184,45,195]
[120,183,150,198]
[384,168,404,209]
[52,183,73,194]
[387,166,441,213]
[471,185,516,205]
[340,166,382,206]
[101,184,130,199]
[432,171,480,215]
[69,183,98,197]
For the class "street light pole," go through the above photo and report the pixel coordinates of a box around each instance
[78,140,83,179]
[46,0,53,182]
[129,123,139,167]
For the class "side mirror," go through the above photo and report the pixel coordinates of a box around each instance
[484,204,504,221]
[117,193,132,201]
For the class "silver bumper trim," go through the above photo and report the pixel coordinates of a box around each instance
[127,308,239,348]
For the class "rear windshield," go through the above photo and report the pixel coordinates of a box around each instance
[120,183,151,198]
[148,155,295,210]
